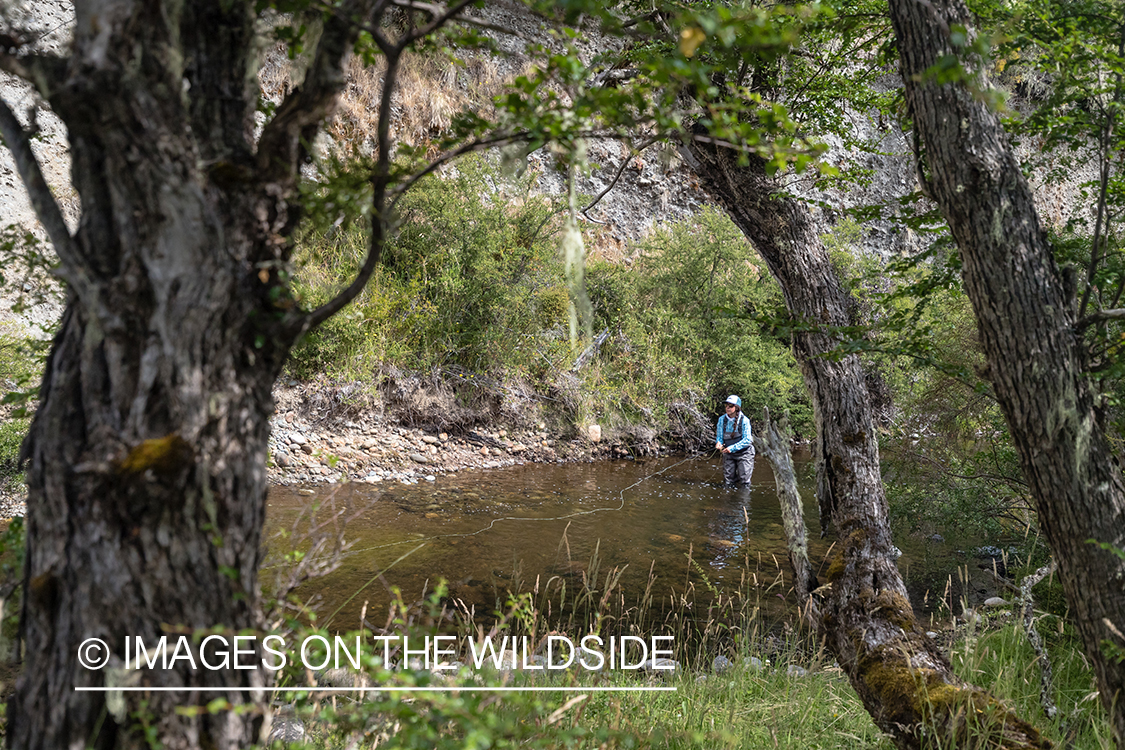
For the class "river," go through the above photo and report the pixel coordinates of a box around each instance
[264,453,984,634]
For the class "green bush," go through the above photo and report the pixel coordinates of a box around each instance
[288,157,569,381]
[287,169,812,437]
[533,285,569,330]
[821,225,1040,546]
[0,419,27,491]
[0,332,41,492]
[598,207,810,432]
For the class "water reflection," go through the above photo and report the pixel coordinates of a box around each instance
[263,453,951,631]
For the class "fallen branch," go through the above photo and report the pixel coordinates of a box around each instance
[580,136,659,220]
[1020,559,1059,719]
[571,327,611,372]
[754,407,816,620]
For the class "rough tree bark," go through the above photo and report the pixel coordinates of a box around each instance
[682,141,1048,748]
[752,407,816,614]
[890,0,1125,743]
[0,2,470,748]
[0,5,343,746]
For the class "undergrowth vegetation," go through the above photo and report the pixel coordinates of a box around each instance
[290,157,569,383]
[0,332,40,495]
[257,551,1112,750]
[584,208,809,431]
[822,229,1039,546]
[288,158,810,439]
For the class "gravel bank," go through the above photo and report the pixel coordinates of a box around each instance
[0,384,659,520]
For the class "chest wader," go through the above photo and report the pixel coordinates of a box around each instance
[722,415,755,486]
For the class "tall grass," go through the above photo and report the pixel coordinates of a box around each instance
[942,608,1113,748]
[265,539,1112,749]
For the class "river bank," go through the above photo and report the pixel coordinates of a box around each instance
[266,381,671,487]
[0,379,692,518]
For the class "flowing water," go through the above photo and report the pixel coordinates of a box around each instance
[264,453,973,632]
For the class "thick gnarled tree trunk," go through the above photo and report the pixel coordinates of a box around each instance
[0,3,372,748]
[683,142,1047,749]
[890,0,1125,742]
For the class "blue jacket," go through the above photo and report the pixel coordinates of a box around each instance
[716,412,754,454]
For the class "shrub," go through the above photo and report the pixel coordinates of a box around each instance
[288,156,569,381]
[0,332,43,493]
[287,171,813,439]
[0,419,26,491]
[620,207,810,432]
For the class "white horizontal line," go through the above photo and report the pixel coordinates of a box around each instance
[74,686,676,693]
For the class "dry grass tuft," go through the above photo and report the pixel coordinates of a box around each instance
[258,41,294,102]
[255,22,509,155]
[327,50,506,152]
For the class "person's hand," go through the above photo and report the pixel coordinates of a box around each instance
[715,442,724,452]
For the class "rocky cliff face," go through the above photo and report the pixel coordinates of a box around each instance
[0,1,73,335]
[0,2,74,231]
[0,3,1100,336]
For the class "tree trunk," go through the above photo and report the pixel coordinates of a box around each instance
[1,3,363,748]
[890,0,1125,743]
[753,407,816,614]
[682,141,1048,748]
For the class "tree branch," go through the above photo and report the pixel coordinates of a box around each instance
[580,135,660,219]
[303,182,388,331]
[390,126,658,220]
[389,0,533,40]
[571,327,611,372]
[300,129,621,329]
[309,0,396,55]
[1020,559,1059,720]
[303,29,406,331]
[684,131,812,157]
[0,51,67,97]
[387,132,533,211]
[394,0,479,45]
[1078,307,1125,327]
[1078,21,1124,321]
[0,95,94,297]
[622,11,661,29]
[255,1,367,183]
[903,449,1029,489]
[1110,274,1125,311]
[303,0,482,332]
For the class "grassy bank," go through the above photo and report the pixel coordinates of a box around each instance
[259,530,1110,749]
[263,580,1112,750]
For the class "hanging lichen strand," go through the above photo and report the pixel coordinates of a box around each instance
[563,151,594,351]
